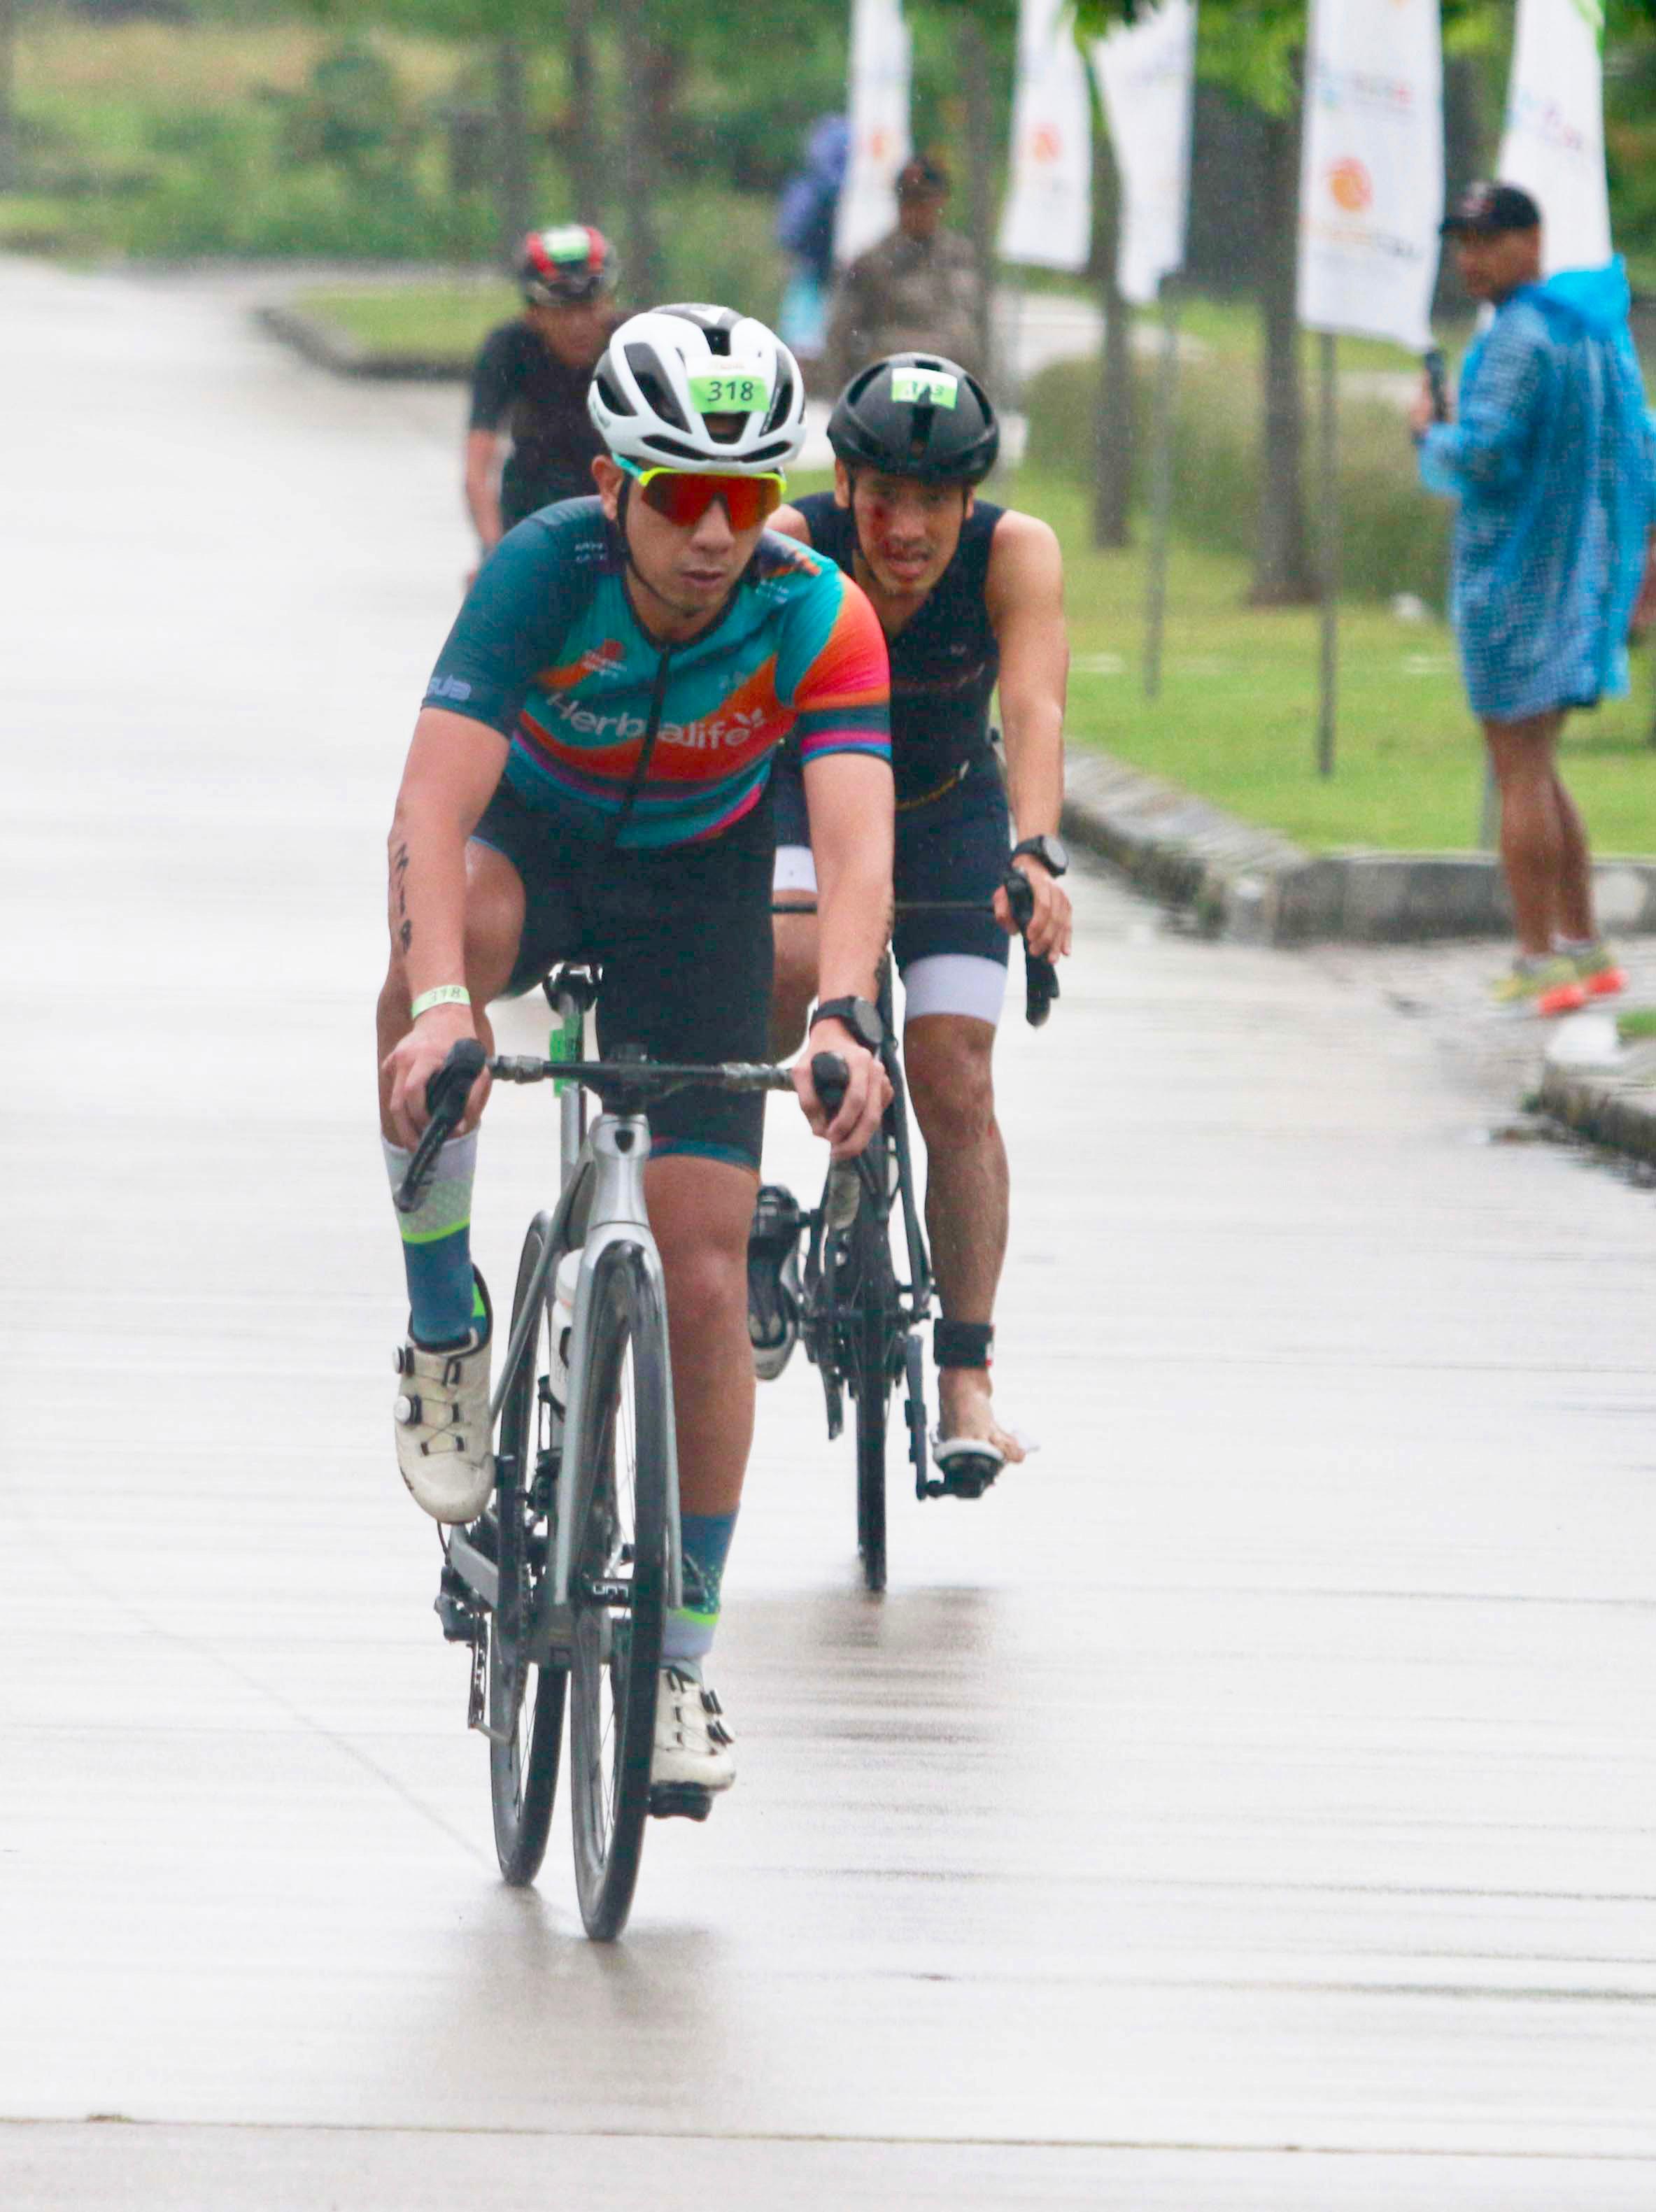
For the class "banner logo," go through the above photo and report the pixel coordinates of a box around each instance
[1326,157,1374,214]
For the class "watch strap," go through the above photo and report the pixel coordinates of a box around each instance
[810,995,884,1049]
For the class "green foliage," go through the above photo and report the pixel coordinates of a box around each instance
[1024,346,1451,608]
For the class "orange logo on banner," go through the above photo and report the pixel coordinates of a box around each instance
[1031,124,1062,164]
[1326,157,1373,213]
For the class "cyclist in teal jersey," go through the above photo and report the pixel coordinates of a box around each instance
[376,306,894,1801]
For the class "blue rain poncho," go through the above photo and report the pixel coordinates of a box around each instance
[1420,257,1656,721]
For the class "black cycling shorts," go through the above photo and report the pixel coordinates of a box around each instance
[772,742,1010,971]
[471,775,774,1171]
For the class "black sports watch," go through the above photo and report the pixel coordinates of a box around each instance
[1011,833,1069,879]
[809,995,885,1051]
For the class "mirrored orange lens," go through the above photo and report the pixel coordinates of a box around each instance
[637,472,784,530]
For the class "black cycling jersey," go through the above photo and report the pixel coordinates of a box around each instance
[469,319,611,528]
[792,490,1003,807]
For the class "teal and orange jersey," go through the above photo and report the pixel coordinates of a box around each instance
[423,498,891,849]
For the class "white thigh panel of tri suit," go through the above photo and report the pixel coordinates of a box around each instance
[772,845,1007,1027]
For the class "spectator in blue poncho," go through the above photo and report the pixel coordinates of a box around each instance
[775,115,849,367]
[1413,182,1656,1016]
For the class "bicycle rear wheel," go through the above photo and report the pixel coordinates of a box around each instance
[849,1180,898,1596]
[568,1242,671,1941]
[490,1213,568,1886]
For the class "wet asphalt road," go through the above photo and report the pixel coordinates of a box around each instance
[3,260,1654,2206]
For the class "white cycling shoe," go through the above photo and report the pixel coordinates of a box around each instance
[651,1664,736,1809]
[392,1288,495,1524]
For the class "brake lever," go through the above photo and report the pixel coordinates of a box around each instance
[395,1038,486,1213]
[1003,870,1059,1030]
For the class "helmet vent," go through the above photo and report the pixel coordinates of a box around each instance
[764,361,797,434]
[625,348,689,431]
[594,369,631,416]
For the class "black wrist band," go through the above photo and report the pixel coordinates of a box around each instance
[935,1319,994,1370]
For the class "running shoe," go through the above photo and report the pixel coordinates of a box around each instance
[1570,942,1627,1002]
[746,1183,802,1382]
[392,1278,494,1523]
[1489,957,1586,1017]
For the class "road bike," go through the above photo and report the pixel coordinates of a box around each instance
[777,873,1059,1596]
[396,975,845,1941]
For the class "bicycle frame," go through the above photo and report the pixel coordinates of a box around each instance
[444,979,684,1672]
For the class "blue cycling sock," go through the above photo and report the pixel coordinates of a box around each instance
[383,1132,482,1348]
[661,1510,737,1664]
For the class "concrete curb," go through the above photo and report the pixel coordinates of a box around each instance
[1062,742,1656,946]
[1538,1035,1656,1165]
[254,303,466,383]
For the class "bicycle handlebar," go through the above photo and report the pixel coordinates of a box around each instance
[772,870,1061,1030]
[395,1041,851,1214]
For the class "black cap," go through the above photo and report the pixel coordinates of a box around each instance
[1441,180,1542,236]
[828,352,999,485]
[896,155,950,201]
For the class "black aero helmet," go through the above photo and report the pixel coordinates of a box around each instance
[827,352,999,485]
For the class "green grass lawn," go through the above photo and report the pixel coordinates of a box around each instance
[295,281,517,366]
[1014,470,1656,856]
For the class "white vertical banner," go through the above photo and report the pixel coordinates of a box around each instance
[1090,0,1196,306]
[998,0,1094,271]
[835,0,912,266]
[1499,0,1612,272]
[1296,0,1443,349]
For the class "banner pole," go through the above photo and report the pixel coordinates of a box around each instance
[1144,279,1180,700]
[1316,330,1339,778]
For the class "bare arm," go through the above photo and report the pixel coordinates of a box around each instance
[800,749,896,1154]
[463,428,507,553]
[381,707,509,1144]
[985,511,1072,959]
[768,503,813,545]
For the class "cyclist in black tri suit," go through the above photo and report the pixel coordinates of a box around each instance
[465,225,620,560]
[760,353,1072,1489]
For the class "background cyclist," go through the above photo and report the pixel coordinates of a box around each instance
[464,224,620,562]
[380,306,893,1803]
[762,353,1071,1489]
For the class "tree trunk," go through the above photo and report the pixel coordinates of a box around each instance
[1249,94,1315,606]
[1092,129,1133,550]
[614,0,667,303]
[957,15,997,383]
[0,0,18,196]
[493,36,535,270]
[563,0,607,230]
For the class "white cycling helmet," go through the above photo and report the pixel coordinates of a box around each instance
[588,304,807,474]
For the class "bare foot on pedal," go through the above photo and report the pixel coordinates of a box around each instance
[937,1368,1025,1466]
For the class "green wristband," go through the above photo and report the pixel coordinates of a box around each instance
[410,984,471,1020]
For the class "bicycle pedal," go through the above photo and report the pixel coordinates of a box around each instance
[923,1445,1004,1501]
[649,1782,714,1822]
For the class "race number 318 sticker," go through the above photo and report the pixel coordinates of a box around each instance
[689,374,770,412]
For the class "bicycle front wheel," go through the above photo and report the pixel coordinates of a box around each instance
[490,1212,568,1887]
[850,1187,898,1595]
[568,1242,671,1941]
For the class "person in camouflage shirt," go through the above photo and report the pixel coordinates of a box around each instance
[826,157,986,392]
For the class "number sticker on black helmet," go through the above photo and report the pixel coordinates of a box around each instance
[891,367,958,409]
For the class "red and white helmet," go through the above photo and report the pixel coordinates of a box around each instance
[516,224,614,305]
[588,304,807,474]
